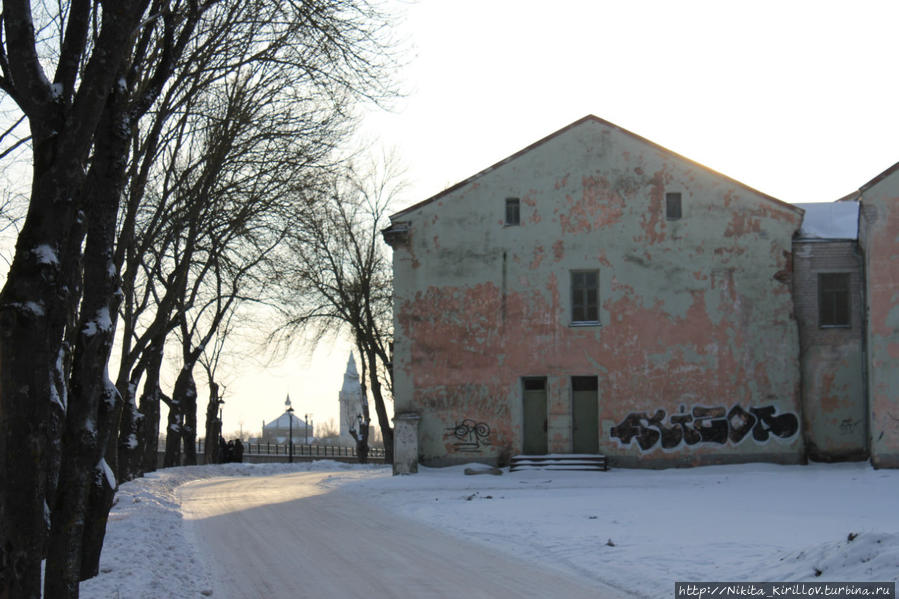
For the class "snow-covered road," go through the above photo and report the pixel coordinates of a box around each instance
[179,471,628,599]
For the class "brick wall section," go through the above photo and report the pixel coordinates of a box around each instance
[792,239,867,460]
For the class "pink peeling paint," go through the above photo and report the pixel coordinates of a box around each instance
[552,240,564,262]
[558,176,626,233]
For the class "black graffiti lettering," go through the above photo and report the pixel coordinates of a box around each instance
[611,403,798,451]
[446,418,492,452]
[691,406,728,444]
[609,412,661,451]
[727,404,756,443]
[749,406,799,441]
[651,409,685,449]
[670,409,702,446]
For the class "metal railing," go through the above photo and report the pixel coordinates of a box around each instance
[245,442,385,459]
[194,440,385,459]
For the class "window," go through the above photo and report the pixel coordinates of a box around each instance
[818,273,850,327]
[571,270,599,324]
[666,192,682,220]
[505,198,520,226]
[523,377,546,391]
[571,376,598,392]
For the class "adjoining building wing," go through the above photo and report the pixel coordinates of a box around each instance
[793,201,866,462]
[857,161,899,468]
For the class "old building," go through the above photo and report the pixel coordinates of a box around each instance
[384,117,899,473]
[385,115,806,470]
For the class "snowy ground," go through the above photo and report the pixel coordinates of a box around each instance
[80,460,899,598]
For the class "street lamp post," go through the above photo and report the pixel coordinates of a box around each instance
[217,399,225,463]
[304,413,310,445]
[286,396,294,463]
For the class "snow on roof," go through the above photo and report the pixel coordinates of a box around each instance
[796,202,859,240]
[263,411,309,430]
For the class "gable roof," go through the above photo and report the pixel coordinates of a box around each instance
[859,160,899,192]
[391,114,803,221]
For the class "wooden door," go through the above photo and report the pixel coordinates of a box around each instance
[522,378,547,455]
[572,376,598,453]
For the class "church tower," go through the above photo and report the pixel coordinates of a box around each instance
[338,353,364,444]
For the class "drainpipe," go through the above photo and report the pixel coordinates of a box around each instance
[792,238,809,465]
[855,235,871,462]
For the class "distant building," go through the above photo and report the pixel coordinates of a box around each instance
[338,353,365,444]
[262,407,312,444]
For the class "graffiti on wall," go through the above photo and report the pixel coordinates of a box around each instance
[839,418,861,435]
[446,419,492,452]
[610,403,799,451]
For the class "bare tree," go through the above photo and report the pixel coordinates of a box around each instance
[277,154,402,463]
[114,0,400,477]
[0,0,400,595]
[199,305,238,464]
[0,3,200,595]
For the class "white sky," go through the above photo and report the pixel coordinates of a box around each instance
[223,0,899,437]
[4,1,898,440]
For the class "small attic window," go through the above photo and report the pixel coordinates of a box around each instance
[666,192,682,220]
[505,198,520,226]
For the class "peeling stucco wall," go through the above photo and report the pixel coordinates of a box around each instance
[390,117,804,468]
[859,167,899,468]
[793,240,866,461]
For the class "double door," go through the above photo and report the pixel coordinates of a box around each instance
[521,376,598,454]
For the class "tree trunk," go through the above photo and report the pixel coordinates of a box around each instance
[77,379,120,582]
[0,148,90,598]
[163,403,183,467]
[140,391,162,474]
[1,5,152,591]
[352,341,371,464]
[46,82,133,593]
[116,368,144,483]
[204,381,222,464]
[364,344,393,464]
[136,339,165,473]
[173,366,199,465]
[355,420,370,464]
